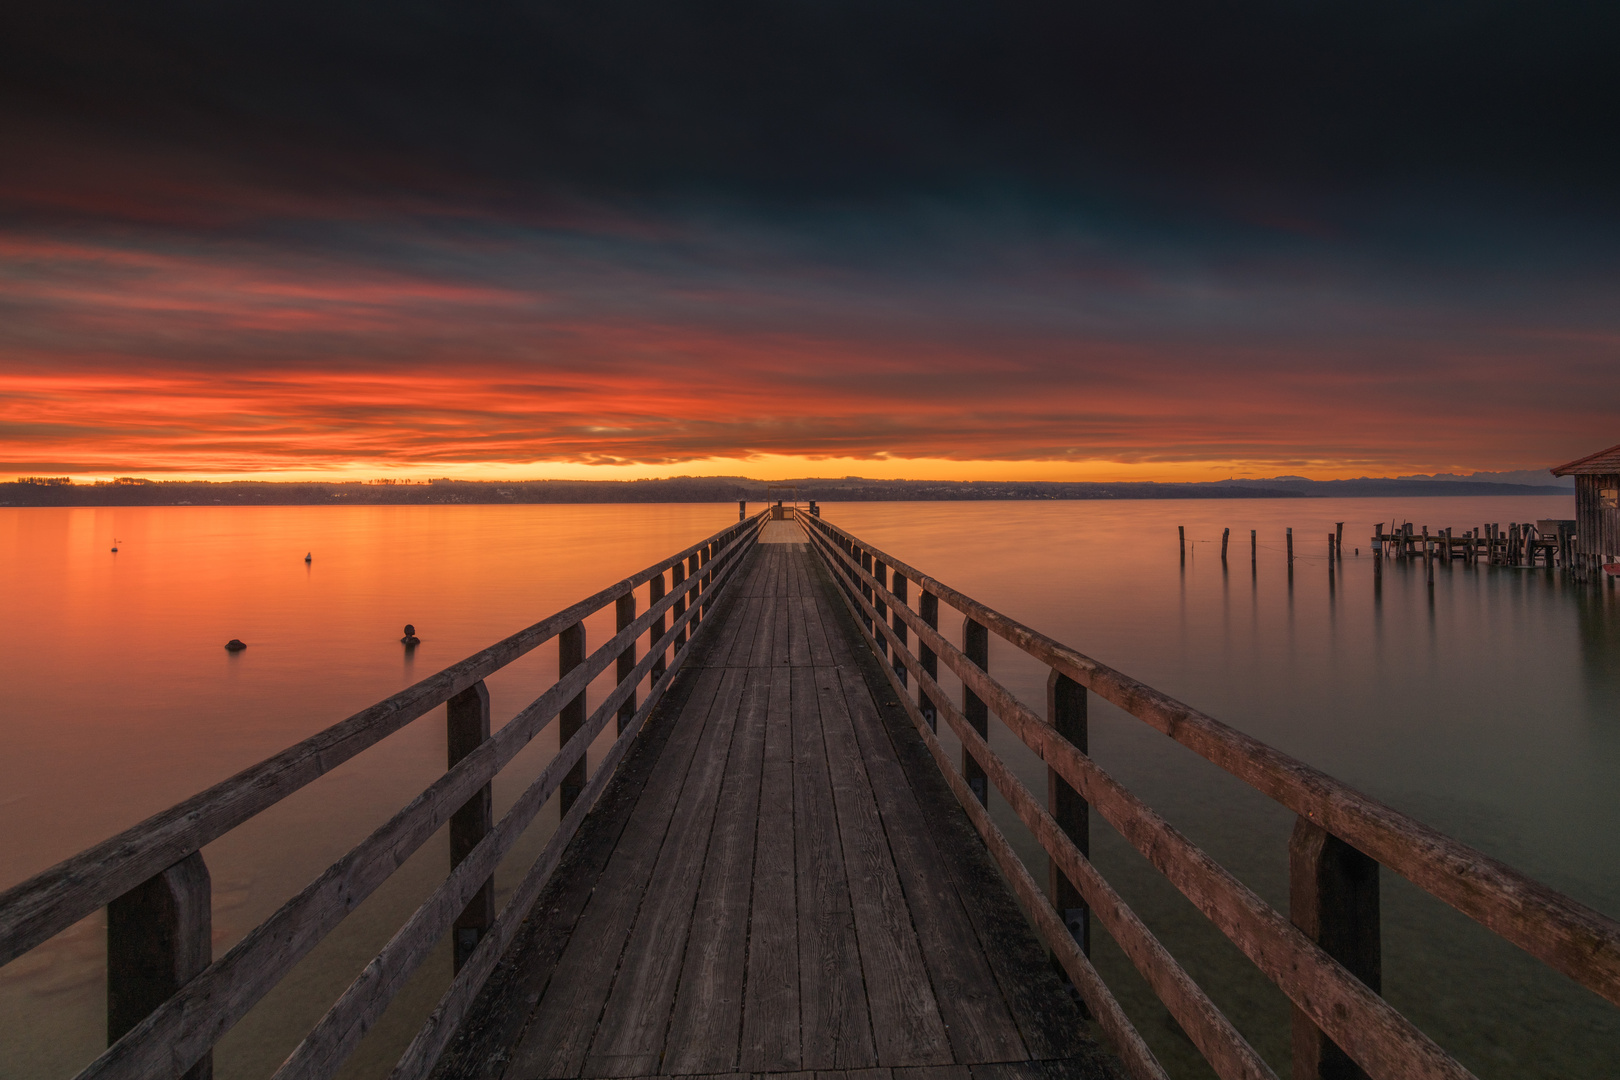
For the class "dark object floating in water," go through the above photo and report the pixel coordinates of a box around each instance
[111,539,120,552]
[304,552,312,562]
[401,623,420,646]
[225,639,247,651]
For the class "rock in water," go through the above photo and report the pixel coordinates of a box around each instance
[225,639,247,651]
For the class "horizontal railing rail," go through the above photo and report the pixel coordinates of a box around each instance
[801,513,1620,1080]
[0,511,767,1080]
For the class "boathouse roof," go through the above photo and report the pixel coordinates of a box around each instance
[1551,442,1620,476]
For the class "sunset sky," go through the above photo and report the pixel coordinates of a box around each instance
[3,2,1618,482]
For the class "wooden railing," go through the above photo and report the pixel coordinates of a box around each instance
[801,512,1620,1080]
[0,512,766,1080]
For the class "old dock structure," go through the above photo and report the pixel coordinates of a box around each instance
[3,511,1619,1080]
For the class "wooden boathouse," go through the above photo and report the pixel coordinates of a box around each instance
[2,509,1619,1080]
[1552,441,1620,573]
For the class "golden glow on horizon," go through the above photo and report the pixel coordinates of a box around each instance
[42,453,1471,487]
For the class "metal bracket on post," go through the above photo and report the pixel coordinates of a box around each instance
[1290,816,1381,1080]
[963,616,989,805]
[558,622,587,815]
[447,679,493,973]
[108,851,212,1080]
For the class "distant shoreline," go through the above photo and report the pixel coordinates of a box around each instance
[0,476,1571,507]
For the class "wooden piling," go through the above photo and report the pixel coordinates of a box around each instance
[1251,529,1257,568]
[1179,525,1186,564]
[446,680,493,973]
[1335,523,1344,559]
[1222,528,1230,564]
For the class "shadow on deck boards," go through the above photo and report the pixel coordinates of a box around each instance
[432,541,1122,1080]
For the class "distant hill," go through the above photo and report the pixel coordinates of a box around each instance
[0,471,1572,506]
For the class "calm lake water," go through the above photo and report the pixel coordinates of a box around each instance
[1,499,1616,1079]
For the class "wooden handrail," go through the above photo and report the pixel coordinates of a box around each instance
[0,512,763,1080]
[0,521,754,968]
[804,516,1620,1080]
[803,515,1620,1010]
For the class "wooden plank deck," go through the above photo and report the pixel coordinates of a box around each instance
[432,531,1120,1080]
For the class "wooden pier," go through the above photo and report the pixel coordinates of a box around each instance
[3,510,1620,1080]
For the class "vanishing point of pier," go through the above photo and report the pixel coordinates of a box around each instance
[2,509,1618,1080]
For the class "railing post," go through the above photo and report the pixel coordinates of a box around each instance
[872,557,889,659]
[700,543,715,617]
[649,572,667,681]
[108,851,212,1080]
[1290,817,1380,1080]
[963,617,989,805]
[558,622,587,815]
[689,551,703,627]
[1047,671,1089,956]
[616,591,637,735]
[890,570,909,686]
[672,560,688,650]
[860,549,874,633]
[446,679,493,973]
[919,590,939,731]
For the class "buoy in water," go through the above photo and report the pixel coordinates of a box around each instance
[304,552,312,563]
[111,539,120,552]
[401,623,420,646]
[225,639,247,652]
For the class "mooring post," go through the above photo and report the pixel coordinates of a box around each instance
[1179,525,1185,564]
[108,852,212,1079]
[1335,522,1344,559]
[649,572,667,681]
[1286,527,1294,564]
[919,590,940,731]
[1327,533,1334,563]
[1221,527,1230,564]
[1250,529,1257,570]
[872,557,889,660]
[1290,817,1380,1080]
[1048,670,1089,957]
[616,591,637,735]
[558,622,587,814]
[890,569,909,686]
[446,679,494,973]
[963,617,990,805]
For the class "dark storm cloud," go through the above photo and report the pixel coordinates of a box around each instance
[5,1,1619,230]
[2,1,1619,476]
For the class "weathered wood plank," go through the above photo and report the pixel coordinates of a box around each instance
[835,664,1029,1065]
[661,668,770,1074]
[793,664,877,1071]
[815,666,952,1067]
[739,664,802,1073]
[584,667,749,1077]
[503,667,727,1079]
[422,653,698,1080]
[803,563,1088,1064]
